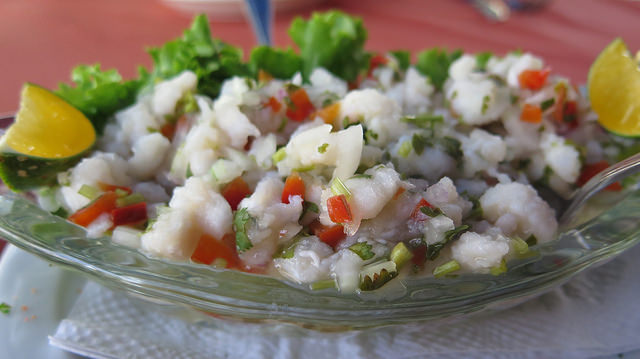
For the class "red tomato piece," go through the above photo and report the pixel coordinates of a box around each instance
[160,122,177,141]
[221,177,252,211]
[411,198,434,220]
[576,161,622,191]
[191,233,240,268]
[266,96,282,113]
[282,173,305,204]
[411,242,427,267]
[518,69,550,90]
[69,191,119,227]
[111,202,148,226]
[310,221,346,249]
[285,88,315,122]
[327,194,353,223]
[367,53,389,77]
[520,104,542,123]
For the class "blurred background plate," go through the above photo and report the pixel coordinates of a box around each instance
[162,0,326,20]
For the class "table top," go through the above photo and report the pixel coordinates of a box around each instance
[0,0,639,254]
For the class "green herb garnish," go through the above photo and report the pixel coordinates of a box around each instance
[0,302,11,314]
[349,242,375,260]
[233,208,253,252]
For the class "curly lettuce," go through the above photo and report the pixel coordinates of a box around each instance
[289,10,369,82]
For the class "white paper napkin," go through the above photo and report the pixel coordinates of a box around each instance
[50,244,640,359]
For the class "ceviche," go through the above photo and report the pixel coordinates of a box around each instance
[1,12,637,293]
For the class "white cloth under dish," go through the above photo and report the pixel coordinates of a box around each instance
[50,244,640,359]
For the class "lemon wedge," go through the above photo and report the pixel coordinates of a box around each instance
[588,38,640,137]
[0,83,95,191]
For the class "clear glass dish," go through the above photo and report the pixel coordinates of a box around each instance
[1,189,639,330]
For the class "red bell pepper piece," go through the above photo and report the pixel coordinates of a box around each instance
[191,233,240,268]
[282,173,305,204]
[518,69,550,91]
[285,88,315,122]
[576,161,622,191]
[69,191,119,227]
[327,194,352,223]
[222,177,252,211]
[411,198,434,220]
[309,221,346,249]
[520,104,542,123]
[111,202,148,226]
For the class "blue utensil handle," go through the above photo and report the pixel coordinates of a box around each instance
[245,0,272,45]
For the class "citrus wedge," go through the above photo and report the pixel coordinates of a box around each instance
[588,38,640,137]
[0,83,95,191]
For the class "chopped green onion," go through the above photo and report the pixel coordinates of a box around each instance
[350,174,372,179]
[310,279,337,290]
[116,193,145,208]
[349,242,375,260]
[272,147,287,163]
[481,95,490,115]
[490,259,507,276]
[293,164,315,172]
[511,237,529,255]
[433,260,460,278]
[317,143,329,154]
[397,140,413,158]
[78,184,101,200]
[390,242,412,268]
[330,177,352,199]
[540,98,555,111]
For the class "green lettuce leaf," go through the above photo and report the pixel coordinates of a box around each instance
[249,46,303,79]
[55,65,141,133]
[288,10,369,82]
[415,48,462,90]
[144,14,250,99]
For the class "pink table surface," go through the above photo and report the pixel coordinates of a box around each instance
[1,0,639,253]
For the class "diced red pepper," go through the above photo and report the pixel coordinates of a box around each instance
[309,221,346,249]
[367,53,389,77]
[191,233,240,268]
[285,88,315,122]
[311,102,341,124]
[411,198,434,220]
[221,177,252,211]
[69,191,119,227]
[553,83,567,123]
[520,104,542,123]
[576,161,622,191]
[411,242,427,267]
[98,182,132,195]
[265,96,282,113]
[393,187,406,200]
[282,172,305,204]
[111,202,148,226]
[327,194,352,223]
[518,69,550,91]
[243,136,255,151]
[160,122,176,140]
[563,100,578,125]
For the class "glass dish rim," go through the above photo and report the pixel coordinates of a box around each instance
[2,190,639,329]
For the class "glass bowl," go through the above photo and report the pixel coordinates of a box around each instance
[1,189,639,330]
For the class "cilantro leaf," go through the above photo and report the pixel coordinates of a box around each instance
[420,206,443,217]
[475,51,493,71]
[415,48,462,90]
[56,64,141,133]
[349,242,375,260]
[401,113,444,129]
[426,224,470,260]
[145,14,250,100]
[0,302,10,314]
[289,10,369,82]
[389,50,411,71]
[249,46,303,79]
[233,208,253,252]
